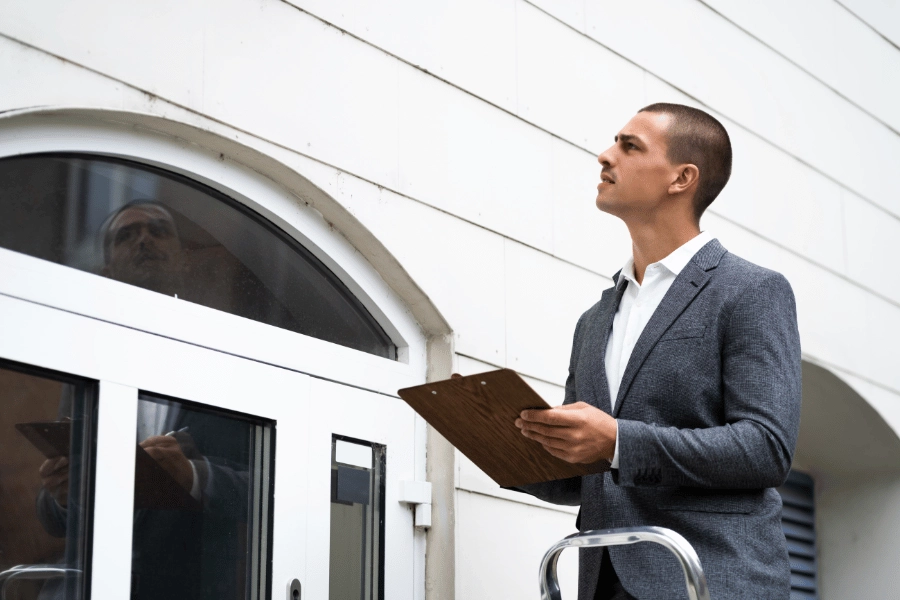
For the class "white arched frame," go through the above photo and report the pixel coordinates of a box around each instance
[0,110,427,396]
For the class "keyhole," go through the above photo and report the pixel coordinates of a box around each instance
[287,579,301,600]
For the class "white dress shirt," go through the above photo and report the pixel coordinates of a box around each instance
[607,231,714,468]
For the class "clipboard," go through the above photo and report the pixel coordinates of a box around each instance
[398,369,609,488]
[15,421,71,458]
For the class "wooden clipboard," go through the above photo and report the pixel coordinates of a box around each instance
[398,369,609,487]
[15,421,71,458]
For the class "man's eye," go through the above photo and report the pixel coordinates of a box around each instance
[149,223,173,238]
[114,229,132,245]
[628,143,638,150]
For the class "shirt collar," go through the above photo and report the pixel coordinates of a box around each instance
[658,230,714,276]
[616,231,714,289]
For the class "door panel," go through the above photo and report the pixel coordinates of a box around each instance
[307,379,422,600]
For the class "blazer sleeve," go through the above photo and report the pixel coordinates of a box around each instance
[506,312,586,505]
[614,271,802,489]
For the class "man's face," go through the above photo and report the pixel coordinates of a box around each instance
[104,205,183,293]
[595,111,677,219]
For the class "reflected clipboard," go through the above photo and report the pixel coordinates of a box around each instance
[398,369,609,488]
[16,419,199,511]
[15,421,71,458]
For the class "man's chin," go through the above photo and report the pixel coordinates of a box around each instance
[595,195,618,215]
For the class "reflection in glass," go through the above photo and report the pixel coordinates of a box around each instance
[130,393,273,600]
[329,437,385,600]
[0,153,395,359]
[0,362,95,600]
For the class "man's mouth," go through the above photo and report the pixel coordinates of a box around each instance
[133,250,167,266]
[600,173,615,184]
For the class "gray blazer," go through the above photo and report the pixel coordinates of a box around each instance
[518,239,802,600]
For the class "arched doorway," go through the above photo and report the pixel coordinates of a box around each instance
[792,360,900,598]
[0,109,445,600]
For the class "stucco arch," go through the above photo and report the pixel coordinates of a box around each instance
[794,360,900,598]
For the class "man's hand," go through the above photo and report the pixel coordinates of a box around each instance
[140,435,194,492]
[40,456,70,507]
[515,402,617,464]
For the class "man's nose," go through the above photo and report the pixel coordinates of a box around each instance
[597,146,614,167]
[135,225,153,246]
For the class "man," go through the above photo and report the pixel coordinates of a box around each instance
[100,199,186,297]
[38,200,252,600]
[514,104,801,599]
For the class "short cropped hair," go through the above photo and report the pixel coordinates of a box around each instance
[638,103,732,219]
[99,199,178,264]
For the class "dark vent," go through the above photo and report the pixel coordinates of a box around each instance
[778,471,817,600]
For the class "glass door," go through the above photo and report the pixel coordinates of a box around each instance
[0,292,310,600]
[0,291,424,600]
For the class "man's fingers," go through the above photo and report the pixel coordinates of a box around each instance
[540,444,575,462]
[520,429,571,450]
[143,446,169,463]
[517,421,570,440]
[140,435,177,449]
[519,402,595,426]
[44,472,69,488]
[39,457,68,477]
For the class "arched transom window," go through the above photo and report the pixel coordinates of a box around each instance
[0,153,395,359]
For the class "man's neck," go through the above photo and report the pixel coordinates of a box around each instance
[627,220,701,284]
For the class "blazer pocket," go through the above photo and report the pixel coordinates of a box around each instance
[658,488,763,514]
[658,324,707,342]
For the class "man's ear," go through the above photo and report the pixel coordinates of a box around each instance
[668,164,700,196]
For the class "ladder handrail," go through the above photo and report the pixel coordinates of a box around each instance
[539,526,711,600]
[0,564,82,600]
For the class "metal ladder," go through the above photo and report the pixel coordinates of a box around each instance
[540,526,711,600]
[0,565,81,600]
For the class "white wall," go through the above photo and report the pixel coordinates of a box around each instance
[2,0,899,597]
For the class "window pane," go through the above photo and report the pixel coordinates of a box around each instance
[0,362,95,600]
[131,393,273,600]
[0,153,395,359]
[329,437,384,600]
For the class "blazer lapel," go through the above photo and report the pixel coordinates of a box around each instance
[586,275,626,413]
[611,240,727,417]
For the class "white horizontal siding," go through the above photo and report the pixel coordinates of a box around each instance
[837,0,900,49]
[397,67,555,252]
[701,0,900,134]
[283,0,519,112]
[456,490,579,599]
[579,0,900,221]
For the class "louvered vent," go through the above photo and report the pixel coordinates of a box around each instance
[777,471,817,600]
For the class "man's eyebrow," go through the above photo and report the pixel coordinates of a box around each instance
[615,133,643,146]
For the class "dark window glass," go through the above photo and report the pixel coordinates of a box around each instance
[778,470,818,599]
[0,361,96,600]
[131,392,274,600]
[329,437,385,600]
[0,154,395,359]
